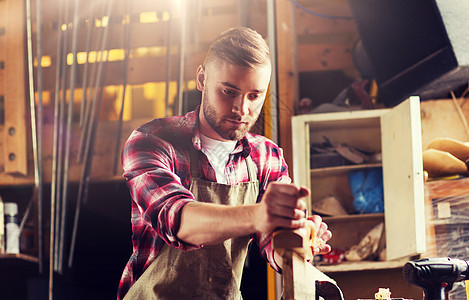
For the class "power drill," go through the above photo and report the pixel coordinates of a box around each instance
[403,257,469,300]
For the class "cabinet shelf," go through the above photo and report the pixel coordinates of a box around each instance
[323,213,384,223]
[310,163,382,176]
[0,253,38,263]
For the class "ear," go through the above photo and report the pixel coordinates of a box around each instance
[196,65,205,92]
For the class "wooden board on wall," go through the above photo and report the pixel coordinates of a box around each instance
[295,0,358,72]
[1,0,29,176]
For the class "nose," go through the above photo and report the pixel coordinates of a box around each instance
[232,95,249,116]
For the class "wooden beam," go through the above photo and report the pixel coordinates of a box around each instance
[275,0,297,174]
[2,0,29,175]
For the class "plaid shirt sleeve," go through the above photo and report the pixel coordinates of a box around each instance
[123,129,200,249]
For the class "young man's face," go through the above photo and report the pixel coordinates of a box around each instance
[197,59,271,141]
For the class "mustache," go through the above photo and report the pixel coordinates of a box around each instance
[225,113,250,123]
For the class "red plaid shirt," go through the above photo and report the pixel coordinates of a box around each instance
[117,108,290,299]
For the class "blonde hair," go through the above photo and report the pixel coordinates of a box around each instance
[203,27,271,69]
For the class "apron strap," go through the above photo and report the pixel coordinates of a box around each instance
[189,146,200,179]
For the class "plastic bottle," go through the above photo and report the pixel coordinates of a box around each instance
[4,202,19,254]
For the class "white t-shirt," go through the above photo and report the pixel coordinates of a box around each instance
[200,134,237,184]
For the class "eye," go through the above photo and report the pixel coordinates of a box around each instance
[223,88,238,97]
[248,93,262,101]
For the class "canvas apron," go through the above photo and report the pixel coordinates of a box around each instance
[124,150,259,300]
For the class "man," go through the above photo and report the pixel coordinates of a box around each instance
[117,27,332,299]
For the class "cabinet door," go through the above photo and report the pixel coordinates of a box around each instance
[381,96,426,260]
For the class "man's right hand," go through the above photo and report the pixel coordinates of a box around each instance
[253,182,309,234]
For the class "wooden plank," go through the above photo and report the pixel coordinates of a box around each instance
[273,228,339,299]
[273,229,314,260]
[276,0,297,175]
[295,8,356,35]
[3,0,28,175]
[273,229,316,300]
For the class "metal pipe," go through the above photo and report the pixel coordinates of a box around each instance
[35,0,44,279]
[69,0,114,268]
[79,9,95,129]
[25,0,43,275]
[176,0,187,116]
[53,0,70,273]
[164,10,172,117]
[113,0,131,175]
[49,1,66,297]
[58,0,80,275]
[77,10,102,164]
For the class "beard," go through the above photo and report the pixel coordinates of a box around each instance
[202,93,258,141]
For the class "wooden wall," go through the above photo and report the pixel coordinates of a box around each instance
[0,0,270,185]
[0,0,364,185]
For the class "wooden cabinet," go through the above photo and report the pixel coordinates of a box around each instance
[291,97,426,272]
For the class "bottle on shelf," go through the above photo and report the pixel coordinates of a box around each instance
[4,202,20,254]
